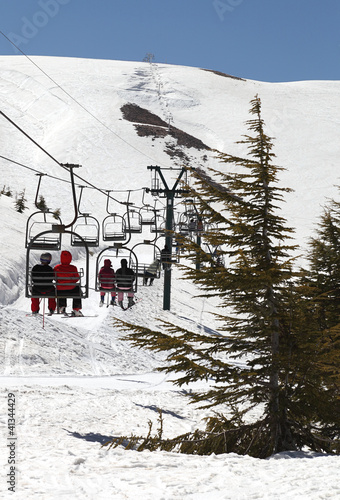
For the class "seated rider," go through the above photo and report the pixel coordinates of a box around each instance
[115,258,135,308]
[143,259,160,286]
[31,252,56,315]
[54,250,83,316]
[98,259,116,306]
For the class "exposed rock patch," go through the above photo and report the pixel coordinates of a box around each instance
[121,103,211,160]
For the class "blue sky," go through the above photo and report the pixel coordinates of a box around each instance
[0,0,339,82]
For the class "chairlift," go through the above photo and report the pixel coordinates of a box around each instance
[71,186,100,247]
[95,245,138,294]
[102,213,126,241]
[177,220,190,236]
[25,229,90,300]
[150,212,165,234]
[25,165,90,305]
[25,173,63,249]
[150,207,175,237]
[71,213,100,247]
[139,204,156,225]
[25,210,63,250]
[131,241,162,285]
[123,208,142,234]
[201,242,225,268]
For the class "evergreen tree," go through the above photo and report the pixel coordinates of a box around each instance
[15,190,27,213]
[299,198,340,400]
[36,195,48,211]
[143,53,155,63]
[1,185,13,197]
[111,96,340,457]
[52,208,61,220]
[305,199,340,329]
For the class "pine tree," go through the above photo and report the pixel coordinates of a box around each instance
[36,195,48,211]
[1,185,13,197]
[143,53,155,63]
[15,190,27,213]
[305,199,340,329]
[52,208,61,220]
[111,96,340,457]
[299,198,340,402]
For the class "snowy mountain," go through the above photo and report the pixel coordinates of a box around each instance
[0,56,339,499]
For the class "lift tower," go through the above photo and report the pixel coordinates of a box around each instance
[147,166,188,310]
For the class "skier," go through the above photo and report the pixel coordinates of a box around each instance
[54,250,83,316]
[115,258,135,308]
[143,258,160,286]
[98,259,116,306]
[31,252,56,315]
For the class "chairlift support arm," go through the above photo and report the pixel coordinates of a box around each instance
[61,163,81,229]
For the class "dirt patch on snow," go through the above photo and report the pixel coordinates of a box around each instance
[120,103,211,157]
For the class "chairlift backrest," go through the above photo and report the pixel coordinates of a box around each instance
[25,230,90,299]
[139,205,156,225]
[95,246,138,293]
[131,242,162,282]
[71,214,100,247]
[25,211,63,250]
[123,209,142,234]
[102,214,127,241]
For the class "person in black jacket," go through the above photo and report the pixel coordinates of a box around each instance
[31,252,56,315]
[115,258,135,308]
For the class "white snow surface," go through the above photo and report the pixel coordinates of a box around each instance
[0,56,340,499]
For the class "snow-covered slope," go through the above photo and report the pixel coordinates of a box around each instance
[1,56,340,245]
[0,56,339,499]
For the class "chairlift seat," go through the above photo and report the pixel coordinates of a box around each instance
[102,214,126,242]
[71,216,100,247]
[135,263,161,279]
[71,234,99,247]
[26,266,87,299]
[27,236,61,250]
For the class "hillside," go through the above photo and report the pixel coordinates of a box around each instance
[0,56,340,499]
[1,56,340,247]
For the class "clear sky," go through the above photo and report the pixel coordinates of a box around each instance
[0,0,339,83]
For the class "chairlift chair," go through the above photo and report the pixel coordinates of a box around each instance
[123,209,142,234]
[95,246,138,294]
[102,213,126,241]
[131,241,162,285]
[26,165,90,305]
[139,205,156,225]
[25,211,63,250]
[71,214,100,247]
[25,229,90,301]
[150,212,165,234]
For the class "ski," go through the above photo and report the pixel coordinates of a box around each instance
[61,314,99,318]
[26,312,63,317]
[118,298,142,310]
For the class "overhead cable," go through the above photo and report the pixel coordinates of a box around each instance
[0,109,137,205]
[0,30,170,167]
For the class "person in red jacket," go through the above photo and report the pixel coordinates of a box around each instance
[98,259,116,306]
[54,250,83,316]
